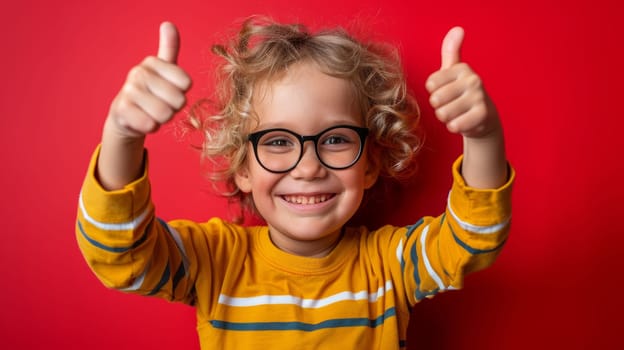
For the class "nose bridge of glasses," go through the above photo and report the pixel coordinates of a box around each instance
[300,134,318,144]
[280,134,323,179]
[299,135,321,161]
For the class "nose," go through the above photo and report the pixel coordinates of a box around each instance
[289,141,327,180]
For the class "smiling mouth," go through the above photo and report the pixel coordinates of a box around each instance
[282,194,335,205]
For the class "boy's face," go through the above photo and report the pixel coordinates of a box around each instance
[235,61,379,257]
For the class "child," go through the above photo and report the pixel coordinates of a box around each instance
[77,18,513,349]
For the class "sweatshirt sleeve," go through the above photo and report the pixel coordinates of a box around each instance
[75,146,199,304]
[398,156,515,305]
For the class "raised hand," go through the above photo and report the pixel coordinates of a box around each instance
[426,27,507,189]
[106,22,192,139]
[98,22,192,190]
[426,27,500,139]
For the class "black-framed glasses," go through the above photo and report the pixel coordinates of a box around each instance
[248,125,369,173]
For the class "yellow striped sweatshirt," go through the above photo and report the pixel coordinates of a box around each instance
[76,147,514,349]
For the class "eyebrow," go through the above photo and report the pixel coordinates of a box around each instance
[255,120,363,131]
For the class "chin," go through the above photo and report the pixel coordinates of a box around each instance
[272,221,343,241]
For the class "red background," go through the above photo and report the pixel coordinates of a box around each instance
[1,0,622,348]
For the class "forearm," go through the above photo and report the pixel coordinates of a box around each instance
[97,118,146,190]
[461,128,508,189]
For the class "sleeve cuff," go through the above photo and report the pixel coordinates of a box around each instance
[79,144,152,224]
[449,155,515,228]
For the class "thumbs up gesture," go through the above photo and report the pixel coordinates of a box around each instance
[426,27,500,139]
[105,22,192,139]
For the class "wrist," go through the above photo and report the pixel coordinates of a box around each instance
[102,117,146,148]
[463,125,503,145]
[461,127,507,189]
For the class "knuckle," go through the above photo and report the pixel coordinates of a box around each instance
[134,117,157,134]
[121,80,140,96]
[429,94,439,108]
[180,76,192,90]
[111,96,134,119]
[467,74,483,89]
[127,65,147,82]
[436,108,450,121]
[142,55,158,66]
[171,70,191,90]
[143,119,159,133]
[469,99,487,119]
[447,120,460,133]
[113,113,135,132]
[173,94,187,110]
[154,104,174,122]
[425,76,437,92]
[115,95,133,111]
[117,115,132,129]
[456,62,472,73]
[473,103,487,116]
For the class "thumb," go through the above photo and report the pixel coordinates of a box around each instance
[441,26,464,69]
[157,21,180,63]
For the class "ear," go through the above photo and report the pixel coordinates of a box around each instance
[234,166,253,193]
[363,162,380,190]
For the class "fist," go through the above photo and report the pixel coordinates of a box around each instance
[106,22,192,138]
[426,27,500,139]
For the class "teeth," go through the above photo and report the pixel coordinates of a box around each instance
[283,194,330,205]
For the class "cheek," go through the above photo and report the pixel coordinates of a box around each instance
[340,164,372,194]
[354,155,379,190]
[248,166,281,195]
[247,172,283,220]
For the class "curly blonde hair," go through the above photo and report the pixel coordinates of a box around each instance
[189,16,422,218]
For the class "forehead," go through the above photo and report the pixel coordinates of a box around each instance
[252,61,361,131]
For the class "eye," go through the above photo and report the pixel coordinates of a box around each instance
[323,135,351,145]
[318,127,360,152]
[264,138,293,147]
[257,131,299,154]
